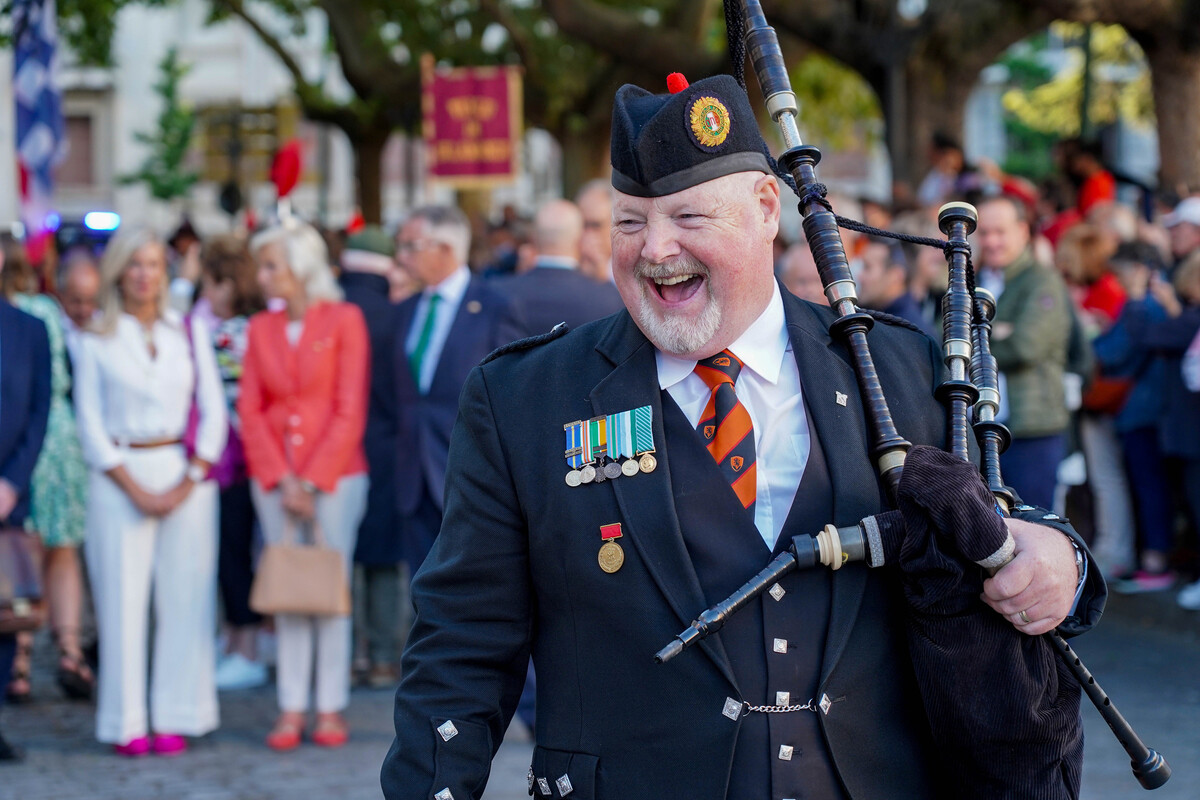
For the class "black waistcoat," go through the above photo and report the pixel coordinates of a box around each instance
[663,394,848,800]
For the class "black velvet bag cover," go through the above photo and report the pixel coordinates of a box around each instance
[874,445,1083,799]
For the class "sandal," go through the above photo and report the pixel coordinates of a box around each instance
[266,713,305,752]
[5,638,33,704]
[54,628,96,701]
[56,650,95,700]
[311,713,349,748]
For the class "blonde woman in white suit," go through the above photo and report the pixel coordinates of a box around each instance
[75,228,227,756]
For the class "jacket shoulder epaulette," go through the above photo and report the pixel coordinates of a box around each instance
[481,322,570,365]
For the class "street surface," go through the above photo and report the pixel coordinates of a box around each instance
[2,595,1195,799]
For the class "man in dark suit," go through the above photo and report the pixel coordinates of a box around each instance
[383,76,1098,800]
[0,280,51,762]
[392,206,525,576]
[338,227,409,687]
[499,199,624,335]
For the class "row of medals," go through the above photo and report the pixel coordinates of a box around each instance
[565,452,657,487]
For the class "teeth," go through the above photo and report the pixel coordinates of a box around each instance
[652,274,696,286]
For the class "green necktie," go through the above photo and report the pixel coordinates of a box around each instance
[409,293,442,389]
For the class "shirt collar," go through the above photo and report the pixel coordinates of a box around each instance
[534,256,578,271]
[424,264,470,305]
[656,282,789,390]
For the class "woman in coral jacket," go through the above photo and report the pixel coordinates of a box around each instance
[239,220,370,751]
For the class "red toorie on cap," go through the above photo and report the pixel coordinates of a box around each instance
[666,72,689,94]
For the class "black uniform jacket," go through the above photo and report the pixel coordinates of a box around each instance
[381,288,1099,800]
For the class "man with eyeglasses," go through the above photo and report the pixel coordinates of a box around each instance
[391,206,526,576]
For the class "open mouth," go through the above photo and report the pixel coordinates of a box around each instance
[650,273,704,304]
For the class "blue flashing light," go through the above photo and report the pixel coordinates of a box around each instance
[84,211,121,232]
[45,212,61,231]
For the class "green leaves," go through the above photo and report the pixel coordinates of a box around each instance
[118,48,200,201]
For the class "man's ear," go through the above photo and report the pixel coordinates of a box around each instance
[755,174,781,242]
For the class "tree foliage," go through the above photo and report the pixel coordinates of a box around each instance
[118,47,199,202]
[1002,23,1153,140]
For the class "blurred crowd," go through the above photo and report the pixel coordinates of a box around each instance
[0,181,621,760]
[1,136,1199,764]
[779,135,1200,606]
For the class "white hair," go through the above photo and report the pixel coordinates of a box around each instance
[249,221,343,303]
[407,205,471,266]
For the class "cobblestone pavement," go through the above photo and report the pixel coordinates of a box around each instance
[1,648,534,800]
[2,592,1196,799]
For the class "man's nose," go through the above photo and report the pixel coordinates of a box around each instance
[640,220,681,264]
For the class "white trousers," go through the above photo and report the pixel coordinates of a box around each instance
[85,446,219,744]
[1080,414,1136,577]
[251,474,367,713]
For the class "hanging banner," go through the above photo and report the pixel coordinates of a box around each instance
[421,56,522,186]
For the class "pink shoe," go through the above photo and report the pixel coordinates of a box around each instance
[152,734,188,756]
[114,736,151,757]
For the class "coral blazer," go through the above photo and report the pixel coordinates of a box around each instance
[239,301,369,493]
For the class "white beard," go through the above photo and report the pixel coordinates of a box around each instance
[631,254,722,356]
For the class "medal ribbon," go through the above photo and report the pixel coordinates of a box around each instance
[606,411,635,460]
[588,417,607,462]
[632,405,654,455]
[564,421,584,469]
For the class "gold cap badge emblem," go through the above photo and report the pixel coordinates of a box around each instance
[690,96,730,149]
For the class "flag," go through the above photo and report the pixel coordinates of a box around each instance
[421,57,522,186]
[13,0,65,259]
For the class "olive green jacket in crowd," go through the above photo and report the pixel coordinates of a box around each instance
[989,248,1071,438]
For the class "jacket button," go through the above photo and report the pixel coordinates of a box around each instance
[289,415,302,426]
[291,434,304,446]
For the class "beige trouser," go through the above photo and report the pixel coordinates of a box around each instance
[251,474,368,713]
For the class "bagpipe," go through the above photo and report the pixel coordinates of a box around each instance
[656,0,1170,794]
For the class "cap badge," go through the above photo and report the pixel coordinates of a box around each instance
[690,96,730,149]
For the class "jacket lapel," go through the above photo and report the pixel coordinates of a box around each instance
[780,290,883,681]
[590,313,738,689]
[394,294,420,396]
[429,279,485,395]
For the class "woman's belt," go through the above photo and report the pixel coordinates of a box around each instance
[113,437,184,449]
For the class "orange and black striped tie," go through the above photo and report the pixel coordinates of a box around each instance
[695,350,756,514]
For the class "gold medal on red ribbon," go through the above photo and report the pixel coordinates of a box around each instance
[598,523,625,573]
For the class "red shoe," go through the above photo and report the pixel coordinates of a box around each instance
[152,734,187,756]
[266,715,304,752]
[311,714,348,748]
[114,736,151,757]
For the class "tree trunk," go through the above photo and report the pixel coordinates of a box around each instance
[560,122,613,199]
[353,130,389,225]
[1144,41,1200,197]
[873,55,971,196]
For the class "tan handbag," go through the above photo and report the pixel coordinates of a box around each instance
[249,518,350,617]
[0,527,46,634]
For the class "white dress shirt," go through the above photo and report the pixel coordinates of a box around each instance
[406,264,471,394]
[657,283,808,549]
[74,311,228,472]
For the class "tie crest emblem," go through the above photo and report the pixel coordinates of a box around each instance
[713,356,731,367]
[730,456,744,472]
[704,425,715,439]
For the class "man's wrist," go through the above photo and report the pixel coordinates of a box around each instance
[298,478,318,495]
[1063,533,1086,588]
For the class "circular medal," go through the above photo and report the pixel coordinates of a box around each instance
[565,470,582,487]
[598,541,625,573]
[603,461,622,480]
[639,453,658,473]
[621,458,640,477]
[580,465,596,484]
